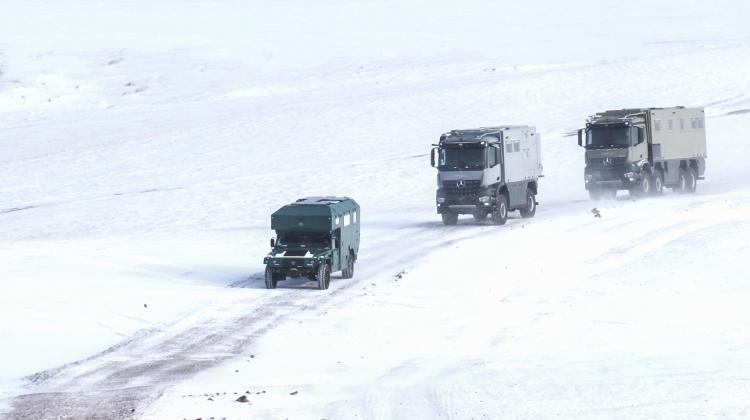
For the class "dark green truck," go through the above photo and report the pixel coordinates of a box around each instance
[264,197,360,290]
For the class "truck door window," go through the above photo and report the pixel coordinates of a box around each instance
[668,119,673,130]
[344,214,351,226]
[513,142,520,153]
[495,147,502,163]
[505,142,513,154]
[654,120,661,131]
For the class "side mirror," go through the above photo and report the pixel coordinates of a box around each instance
[577,129,583,147]
[270,238,275,248]
[430,148,436,167]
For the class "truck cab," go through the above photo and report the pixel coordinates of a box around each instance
[431,126,542,225]
[264,197,360,290]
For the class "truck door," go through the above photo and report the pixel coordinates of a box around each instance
[502,138,527,207]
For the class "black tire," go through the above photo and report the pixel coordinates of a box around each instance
[588,189,602,201]
[264,266,277,289]
[685,167,697,193]
[651,170,664,196]
[441,212,458,226]
[472,211,488,222]
[630,172,651,198]
[491,194,508,225]
[341,253,355,279]
[675,168,689,193]
[519,189,536,218]
[316,263,330,290]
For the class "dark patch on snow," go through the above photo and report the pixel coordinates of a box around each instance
[0,205,34,215]
[235,395,248,403]
[724,108,750,116]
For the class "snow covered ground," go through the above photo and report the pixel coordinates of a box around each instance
[1,1,750,418]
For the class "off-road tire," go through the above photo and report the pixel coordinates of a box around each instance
[519,189,536,218]
[441,212,458,226]
[341,253,355,279]
[491,194,508,225]
[651,170,664,196]
[472,211,488,222]
[264,266,277,289]
[685,167,697,193]
[630,172,651,198]
[316,263,331,290]
[675,168,688,193]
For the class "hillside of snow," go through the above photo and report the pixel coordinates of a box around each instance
[2,1,750,419]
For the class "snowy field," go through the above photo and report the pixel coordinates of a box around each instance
[2,1,750,419]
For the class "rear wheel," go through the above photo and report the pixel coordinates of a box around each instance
[675,169,688,193]
[264,266,277,289]
[316,263,330,290]
[441,212,458,226]
[651,170,664,196]
[341,253,355,279]
[519,189,536,218]
[491,194,508,225]
[685,167,697,193]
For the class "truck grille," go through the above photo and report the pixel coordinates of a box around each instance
[281,258,305,268]
[442,180,481,196]
[587,157,627,168]
[442,180,481,204]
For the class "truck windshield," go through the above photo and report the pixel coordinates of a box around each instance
[277,235,329,248]
[586,127,630,148]
[438,147,485,170]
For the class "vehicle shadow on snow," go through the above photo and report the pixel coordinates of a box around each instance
[229,272,350,290]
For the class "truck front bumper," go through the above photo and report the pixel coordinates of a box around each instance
[585,171,641,191]
[265,257,318,277]
[437,198,494,214]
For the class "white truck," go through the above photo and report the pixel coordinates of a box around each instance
[577,107,707,199]
[430,126,543,225]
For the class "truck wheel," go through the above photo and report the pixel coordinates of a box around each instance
[472,211,488,222]
[588,189,602,200]
[519,189,536,218]
[441,212,458,226]
[341,253,355,279]
[630,173,651,198]
[316,263,330,290]
[491,194,508,225]
[264,266,277,289]
[685,167,697,193]
[651,170,664,196]
[675,169,688,193]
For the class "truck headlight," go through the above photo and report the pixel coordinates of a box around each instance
[585,174,593,181]
[437,197,446,203]
[478,196,491,203]
[624,172,636,178]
